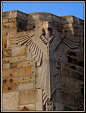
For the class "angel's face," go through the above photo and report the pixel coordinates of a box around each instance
[43,21,52,29]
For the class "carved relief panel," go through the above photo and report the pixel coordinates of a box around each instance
[10,20,81,100]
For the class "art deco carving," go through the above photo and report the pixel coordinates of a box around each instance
[46,100,53,111]
[11,21,80,99]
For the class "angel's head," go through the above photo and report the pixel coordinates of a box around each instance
[43,21,52,29]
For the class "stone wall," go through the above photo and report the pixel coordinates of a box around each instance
[62,15,84,37]
[57,50,84,111]
[2,10,42,111]
[2,10,84,111]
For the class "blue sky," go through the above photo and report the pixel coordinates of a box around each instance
[2,1,84,20]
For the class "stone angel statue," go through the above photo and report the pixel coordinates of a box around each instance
[11,21,80,99]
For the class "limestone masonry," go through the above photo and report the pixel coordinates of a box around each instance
[2,10,84,111]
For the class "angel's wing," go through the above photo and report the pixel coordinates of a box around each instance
[11,34,44,66]
[59,33,81,49]
[11,32,52,98]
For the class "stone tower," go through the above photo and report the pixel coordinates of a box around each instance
[2,10,84,111]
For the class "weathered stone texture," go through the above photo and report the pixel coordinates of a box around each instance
[2,36,7,48]
[2,78,18,92]
[2,22,17,29]
[2,91,19,111]
[2,11,10,19]
[8,28,17,37]
[36,102,43,111]
[68,56,84,67]
[2,67,34,78]
[76,97,84,109]
[27,21,35,31]
[2,10,17,19]
[63,28,74,35]
[76,53,84,60]
[28,13,39,21]
[67,50,84,60]
[63,105,77,111]
[62,15,83,25]
[2,19,8,23]
[61,76,81,94]
[19,76,34,82]
[2,49,11,57]
[12,46,26,56]
[77,66,84,74]
[19,89,42,105]
[61,68,70,77]
[61,62,76,71]
[62,15,84,37]
[9,18,17,22]
[2,29,8,36]
[19,104,35,111]
[71,71,83,81]
[17,10,28,21]
[17,22,27,31]
[61,62,84,74]
[18,82,34,90]
[62,15,73,24]
[60,49,84,110]
[18,60,34,67]
[2,63,9,70]
[56,90,77,107]
[10,63,17,68]
[2,56,26,63]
